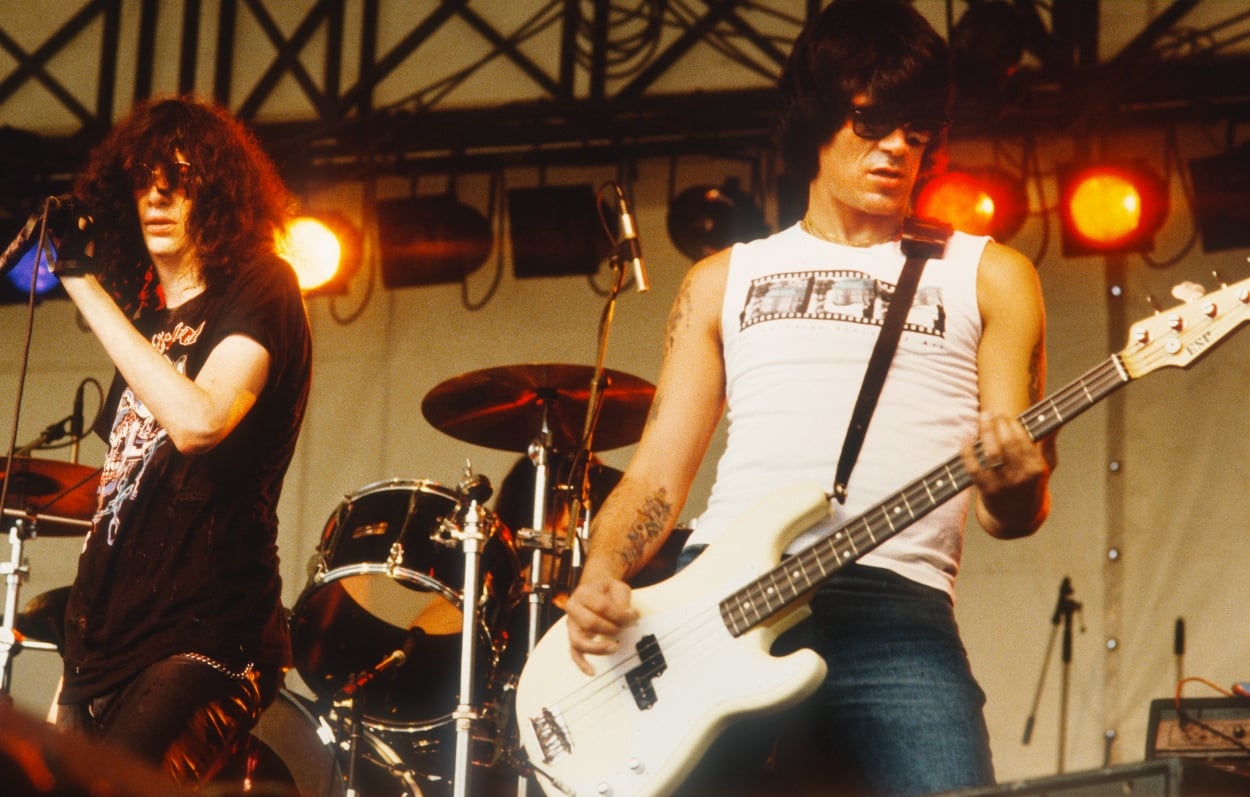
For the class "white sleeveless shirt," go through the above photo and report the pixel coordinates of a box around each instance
[688,223,990,595]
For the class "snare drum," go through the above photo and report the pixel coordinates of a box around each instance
[290,479,521,730]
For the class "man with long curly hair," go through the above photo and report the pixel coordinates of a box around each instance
[50,96,311,788]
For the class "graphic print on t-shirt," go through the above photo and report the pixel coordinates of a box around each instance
[92,355,185,545]
[739,269,946,338]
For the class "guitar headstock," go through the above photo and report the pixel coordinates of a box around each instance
[1120,275,1250,378]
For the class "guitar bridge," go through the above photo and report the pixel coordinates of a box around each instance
[530,706,573,764]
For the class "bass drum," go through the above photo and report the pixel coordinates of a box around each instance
[214,689,422,796]
[290,479,521,730]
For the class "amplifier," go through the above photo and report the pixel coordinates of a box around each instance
[1149,698,1250,763]
[940,757,1249,796]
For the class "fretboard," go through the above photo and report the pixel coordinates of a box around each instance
[718,353,1131,636]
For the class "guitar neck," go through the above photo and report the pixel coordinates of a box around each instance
[719,353,1131,637]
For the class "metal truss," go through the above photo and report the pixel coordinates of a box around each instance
[1,0,1249,188]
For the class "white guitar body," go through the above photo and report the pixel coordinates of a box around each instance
[515,483,833,797]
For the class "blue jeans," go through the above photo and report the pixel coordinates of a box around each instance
[674,550,994,797]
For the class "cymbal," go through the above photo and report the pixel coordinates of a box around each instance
[422,363,655,452]
[1,456,100,535]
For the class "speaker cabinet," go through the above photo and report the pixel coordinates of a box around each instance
[941,758,1249,796]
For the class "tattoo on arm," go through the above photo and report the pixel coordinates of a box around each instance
[646,389,663,426]
[664,281,693,355]
[1028,340,1044,402]
[619,488,673,573]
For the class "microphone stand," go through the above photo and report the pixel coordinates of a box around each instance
[513,188,632,797]
[0,202,58,701]
[1021,576,1083,774]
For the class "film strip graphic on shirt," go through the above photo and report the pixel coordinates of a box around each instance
[738,269,947,339]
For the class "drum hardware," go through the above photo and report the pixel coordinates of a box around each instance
[290,478,520,732]
[419,364,654,455]
[0,456,99,694]
[291,473,522,795]
[439,467,494,797]
[216,689,424,797]
[421,363,653,797]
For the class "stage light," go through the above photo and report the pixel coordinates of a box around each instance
[914,167,1028,241]
[0,222,64,305]
[380,195,492,287]
[951,1,1025,111]
[278,212,361,295]
[1187,144,1250,253]
[508,184,608,279]
[666,177,770,262]
[1058,161,1168,256]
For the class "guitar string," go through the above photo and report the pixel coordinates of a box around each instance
[537,600,730,734]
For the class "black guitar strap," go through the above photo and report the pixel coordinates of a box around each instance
[832,217,952,504]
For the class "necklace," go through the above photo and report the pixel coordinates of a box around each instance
[800,216,900,248]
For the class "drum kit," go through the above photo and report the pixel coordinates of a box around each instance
[0,361,661,797]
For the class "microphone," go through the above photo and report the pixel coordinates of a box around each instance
[616,190,649,293]
[0,195,94,281]
[0,199,53,279]
[337,628,423,697]
[1173,618,1185,657]
[1051,576,1074,624]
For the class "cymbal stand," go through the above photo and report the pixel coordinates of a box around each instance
[450,475,493,797]
[513,406,559,797]
[521,408,556,655]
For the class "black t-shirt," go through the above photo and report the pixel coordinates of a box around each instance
[60,254,312,705]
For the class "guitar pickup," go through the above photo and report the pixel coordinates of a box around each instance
[530,706,573,764]
[625,633,667,710]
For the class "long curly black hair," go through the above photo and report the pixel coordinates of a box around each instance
[73,96,294,315]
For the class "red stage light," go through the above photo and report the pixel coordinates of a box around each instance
[1057,161,1168,256]
[914,167,1027,242]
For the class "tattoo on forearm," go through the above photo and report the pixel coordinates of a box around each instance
[664,281,693,355]
[1028,340,1044,402]
[646,389,663,426]
[619,488,673,573]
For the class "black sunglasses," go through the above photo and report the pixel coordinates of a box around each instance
[129,160,195,193]
[850,107,947,146]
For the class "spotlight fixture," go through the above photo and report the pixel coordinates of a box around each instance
[1057,160,1168,256]
[278,211,361,296]
[914,166,1028,241]
[508,184,609,279]
[378,195,492,287]
[1188,144,1250,253]
[0,206,65,305]
[666,177,769,262]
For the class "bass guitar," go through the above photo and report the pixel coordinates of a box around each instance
[514,275,1250,797]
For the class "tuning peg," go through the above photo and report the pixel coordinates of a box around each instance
[1169,281,1205,303]
[1212,269,1228,287]
[1145,293,1163,313]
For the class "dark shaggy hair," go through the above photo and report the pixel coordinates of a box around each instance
[776,0,954,187]
[73,96,294,315]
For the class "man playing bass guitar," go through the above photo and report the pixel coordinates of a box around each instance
[559,1,1056,794]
